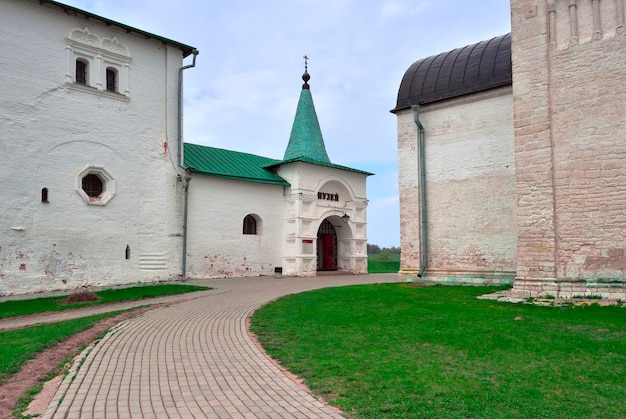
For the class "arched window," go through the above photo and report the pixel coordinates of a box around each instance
[106,67,117,92]
[243,215,257,235]
[76,59,88,85]
[41,188,49,203]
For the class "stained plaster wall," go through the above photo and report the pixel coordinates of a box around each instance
[185,176,285,279]
[397,87,517,284]
[0,0,185,295]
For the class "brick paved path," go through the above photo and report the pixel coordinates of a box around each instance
[33,274,396,418]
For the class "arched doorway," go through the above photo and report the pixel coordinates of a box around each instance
[317,219,337,271]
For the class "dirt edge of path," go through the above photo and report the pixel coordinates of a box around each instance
[0,304,166,418]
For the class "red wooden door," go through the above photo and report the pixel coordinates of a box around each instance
[320,234,335,270]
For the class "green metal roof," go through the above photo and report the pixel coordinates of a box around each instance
[283,81,331,163]
[44,0,196,57]
[184,143,290,186]
[266,157,373,176]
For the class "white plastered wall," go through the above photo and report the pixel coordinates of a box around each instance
[278,162,369,276]
[185,176,285,279]
[0,0,185,295]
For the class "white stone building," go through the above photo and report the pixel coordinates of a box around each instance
[184,70,371,279]
[0,0,370,295]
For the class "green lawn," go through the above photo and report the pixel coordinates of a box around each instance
[0,312,125,383]
[0,284,209,319]
[367,254,400,273]
[250,283,626,418]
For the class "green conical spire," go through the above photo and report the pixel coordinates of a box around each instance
[283,60,331,163]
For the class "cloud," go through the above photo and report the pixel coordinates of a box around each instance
[379,0,431,20]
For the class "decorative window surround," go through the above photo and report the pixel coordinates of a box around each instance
[65,27,131,99]
[75,164,116,206]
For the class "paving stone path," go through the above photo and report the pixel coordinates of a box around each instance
[9,274,396,418]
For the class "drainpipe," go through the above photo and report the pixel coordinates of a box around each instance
[182,175,192,281]
[178,49,199,167]
[178,49,199,281]
[413,105,427,278]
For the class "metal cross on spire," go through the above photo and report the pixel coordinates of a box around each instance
[301,55,311,89]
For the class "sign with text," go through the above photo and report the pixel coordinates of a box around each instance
[318,192,339,201]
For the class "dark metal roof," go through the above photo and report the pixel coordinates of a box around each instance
[44,0,196,57]
[392,33,511,113]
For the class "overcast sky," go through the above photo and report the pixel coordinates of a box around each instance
[62,0,511,248]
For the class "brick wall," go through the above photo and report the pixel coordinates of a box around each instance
[511,0,626,298]
[397,88,517,284]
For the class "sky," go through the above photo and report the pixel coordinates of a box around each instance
[62,0,511,248]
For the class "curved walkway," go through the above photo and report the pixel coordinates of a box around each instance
[20,274,396,418]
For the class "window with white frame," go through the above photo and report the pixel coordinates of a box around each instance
[75,165,116,205]
[75,59,88,85]
[65,27,131,98]
[105,67,118,92]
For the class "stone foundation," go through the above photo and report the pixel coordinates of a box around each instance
[511,278,626,300]
[398,269,515,286]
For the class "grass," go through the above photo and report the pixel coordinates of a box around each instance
[0,284,209,319]
[0,311,125,383]
[367,254,400,273]
[250,283,626,418]
[11,352,76,418]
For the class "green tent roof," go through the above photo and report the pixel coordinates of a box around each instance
[283,76,331,163]
[184,143,290,186]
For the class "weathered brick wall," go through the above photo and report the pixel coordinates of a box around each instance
[398,88,517,284]
[550,0,626,287]
[397,108,422,276]
[512,0,626,297]
[511,0,557,286]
